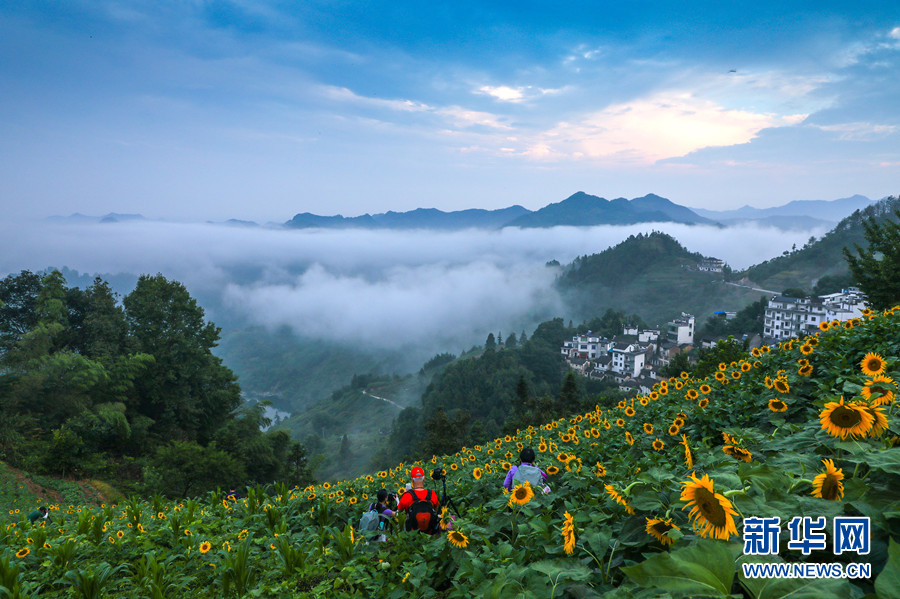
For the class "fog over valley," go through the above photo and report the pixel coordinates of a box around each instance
[1,218,827,356]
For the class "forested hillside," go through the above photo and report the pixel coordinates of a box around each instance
[742,196,900,291]
[557,231,762,324]
[0,271,311,497]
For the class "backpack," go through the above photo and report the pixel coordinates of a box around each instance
[358,504,382,533]
[512,464,543,487]
[403,489,438,533]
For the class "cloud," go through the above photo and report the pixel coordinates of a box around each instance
[478,85,526,102]
[518,92,807,164]
[815,122,897,141]
[0,219,831,353]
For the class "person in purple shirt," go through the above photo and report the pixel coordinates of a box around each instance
[369,488,397,541]
[504,447,550,493]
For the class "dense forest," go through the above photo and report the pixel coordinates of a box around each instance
[0,270,311,497]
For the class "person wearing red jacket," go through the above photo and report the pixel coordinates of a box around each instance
[397,466,441,533]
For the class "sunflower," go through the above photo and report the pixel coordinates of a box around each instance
[538,442,548,452]
[699,384,711,394]
[509,483,534,506]
[649,391,659,400]
[773,378,790,394]
[624,406,636,417]
[860,352,887,376]
[557,452,570,463]
[643,423,653,435]
[819,321,831,331]
[811,459,844,501]
[674,381,683,390]
[15,547,29,558]
[751,348,761,357]
[686,388,699,400]
[798,365,813,377]
[659,386,669,395]
[680,435,693,468]
[819,397,874,439]
[768,398,788,412]
[473,467,483,480]
[116,530,124,538]
[800,343,813,355]
[604,484,634,514]
[349,497,357,505]
[594,462,607,477]
[546,465,559,475]
[639,397,649,406]
[698,398,709,409]
[616,418,625,427]
[668,424,680,436]
[645,517,680,546]
[617,399,627,409]
[652,438,665,451]
[741,362,752,372]
[714,372,726,382]
[501,461,511,471]
[199,541,212,554]
[731,371,741,380]
[862,375,896,405]
[718,362,727,371]
[560,433,572,443]
[680,472,738,540]
[863,403,889,437]
[625,431,635,446]
[562,511,576,555]
[722,445,752,463]
[447,530,469,548]
[764,376,773,389]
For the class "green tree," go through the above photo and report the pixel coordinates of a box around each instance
[843,205,900,310]
[484,333,496,350]
[660,351,692,379]
[506,332,518,348]
[144,441,246,498]
[123,274,241,442]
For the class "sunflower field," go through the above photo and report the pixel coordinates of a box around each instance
[2,307,900,598]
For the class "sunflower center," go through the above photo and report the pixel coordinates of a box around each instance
[831,405,862,428]
[821,476,840,500]
[695,488,726,526]
[652,522,673,534]
[866,358,883,372]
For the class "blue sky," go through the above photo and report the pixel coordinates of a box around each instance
[1,1,898,221]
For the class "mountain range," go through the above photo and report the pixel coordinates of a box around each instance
[284,192,875,231]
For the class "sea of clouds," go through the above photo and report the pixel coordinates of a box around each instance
[0,219,828,350]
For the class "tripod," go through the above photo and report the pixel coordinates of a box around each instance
[437,475,461,518]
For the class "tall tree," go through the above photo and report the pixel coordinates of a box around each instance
[123,274,241,442]
[843,205,900,310]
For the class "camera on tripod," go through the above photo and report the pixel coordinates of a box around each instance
[431,467,446,481]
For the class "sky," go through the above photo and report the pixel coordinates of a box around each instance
[1,1,899,222]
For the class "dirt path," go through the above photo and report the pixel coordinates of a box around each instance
[362,390,404,410]
[4,464,65,504]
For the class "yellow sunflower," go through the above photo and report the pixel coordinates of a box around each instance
[800,343,813,355]
[473,467,482,480]
[625,431,635,446]
[686,388,699,400]
[15,547,29,558]
[616,418,625,427]
[594,462,607,477]
[862,375,895,405]
[798,365,813,377]
[668,424,680,436]
[819,397,874,439]
[680,473,738,540]
[731,371,742,380]
[722,445,752,463]
[546,465,559,475]
[447,530,469,548]
[509,483,534,506]
[652,438,665,451]
[562,511,576,555]
[624,406,636,417]
[860,352,887,376]
[768,398,788,412]
[605,484,634,514]
[819,321,831,331]
[811,459,844,501]
[863,403,889,437]
[199,541,212,554]
[643,423,653,435]
[645,517,680,546]
[773,378,790,394]
[680,435,693,469]
[699,384,711,394]
[698,398,709,409]
[714,372,726,382]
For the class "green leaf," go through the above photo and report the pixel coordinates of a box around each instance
[875,538,900,599]
[621,539,739,597]
[864,449,900,476]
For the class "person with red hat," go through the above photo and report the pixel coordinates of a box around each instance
[397,465,441,533]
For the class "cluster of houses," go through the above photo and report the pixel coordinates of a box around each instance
[560,313,696,394]
[763,287,867,340]
[562,287,868,393]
